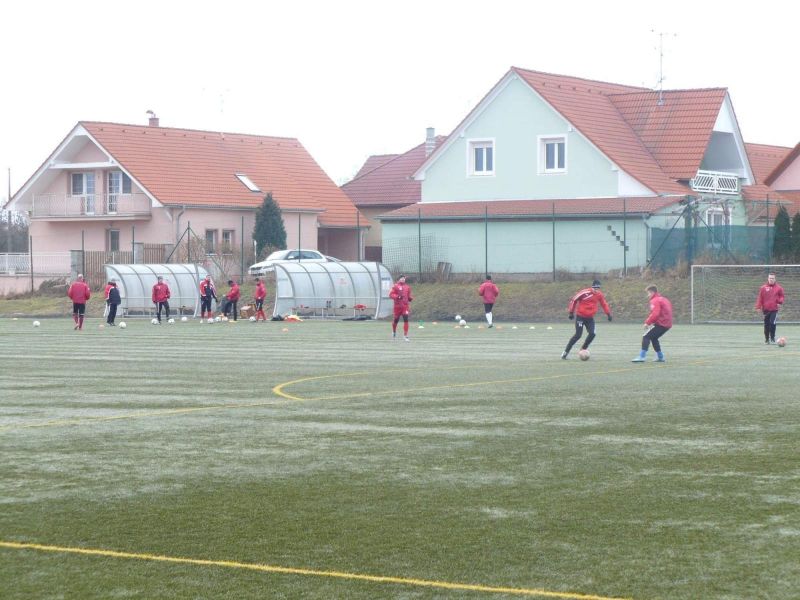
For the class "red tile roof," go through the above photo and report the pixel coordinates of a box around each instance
[745,143,792,184]
[609,89,727,180]
[82,121,364,228]
[511,67,689,195]
[341,137,446,207]
[380,196,681,220]
[763,142,800,187]
[352,154,398,180]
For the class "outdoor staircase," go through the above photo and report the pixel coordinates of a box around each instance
[607,225,629,251]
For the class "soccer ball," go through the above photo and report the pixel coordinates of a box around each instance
[249,316,256,322]
[777,337,787,347]
[459,319,466,327]
[214,316,221,322]
[151,318,158,325]
[455,314,462,321]
[181,316,188,322]
[221,316,229,322]
[119,322,127,329]
[168,318,175,324]
[578,349,590,361]
[208,318,215,324]
[32,320,40,327]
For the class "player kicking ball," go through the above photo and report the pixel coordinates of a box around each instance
[632,285,672,363]
[561,279,612,359]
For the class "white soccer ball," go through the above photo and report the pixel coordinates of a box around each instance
[455,314,462,321]
[168,318,175,324]
[181,316,188,322]
[151,318,158,325]
[214,316,221,322]
[249,316,256,322]
[221,316,229,322]
[208,318,215,324]
[32,320,40,327]
[459,319,467,327]
[578,349,591,361]
[119,322,127,329]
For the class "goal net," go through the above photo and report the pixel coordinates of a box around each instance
[691,264,800,323]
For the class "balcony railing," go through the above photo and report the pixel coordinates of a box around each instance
[690,170,740,195]
[31,193,151,218]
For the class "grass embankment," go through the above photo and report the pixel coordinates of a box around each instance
[0,276,690,322]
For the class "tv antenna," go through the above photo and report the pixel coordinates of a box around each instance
[652,30,677,106]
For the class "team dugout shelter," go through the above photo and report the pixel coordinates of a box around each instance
[104,263,208,318]
[272,261,394,320]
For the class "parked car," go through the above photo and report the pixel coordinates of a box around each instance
[248,249,338,276]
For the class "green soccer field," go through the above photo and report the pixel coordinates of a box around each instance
[1,317,798,599]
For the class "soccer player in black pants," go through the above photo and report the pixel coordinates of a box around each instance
[755,272,785,344]
[561,280,612,359]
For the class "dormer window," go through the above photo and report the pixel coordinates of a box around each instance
[468,140,494,176]
[539,136,567,173]
[235,173,261,192]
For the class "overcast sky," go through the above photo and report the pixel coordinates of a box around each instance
[1,0,798,202]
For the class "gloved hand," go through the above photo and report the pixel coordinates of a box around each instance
[568,313,574,320]
[608,314,612,322]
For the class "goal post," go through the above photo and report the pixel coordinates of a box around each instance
[691,264,800,324]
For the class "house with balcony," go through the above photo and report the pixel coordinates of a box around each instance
[5,117,366,277]
[376,66,788,274]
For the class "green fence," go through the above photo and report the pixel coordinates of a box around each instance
[649,225,774,269]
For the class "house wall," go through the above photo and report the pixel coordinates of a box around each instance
[420,77,619,203]
[281,212,320,251]
[382,218,648,273]
[318,229,359,261]
[772,157,800,190]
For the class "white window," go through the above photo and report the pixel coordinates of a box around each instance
[72,172,96,214]
[107,172,132,214]
[706,208,729,227]
[205,229,217,254]
[539,136,567,173]
[108,229,120,252]
[468,140,494,176]
[235,173,261,192]
[222,229,234,253]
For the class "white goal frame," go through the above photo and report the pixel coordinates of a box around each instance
[691,264,800,324]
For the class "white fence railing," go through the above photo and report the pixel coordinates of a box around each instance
[690,170,740,195]
[31,193,151,218]
[0,252,71,276]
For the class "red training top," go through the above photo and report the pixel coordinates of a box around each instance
[67,281,91,304]
[389,282,413,309]
[645,293,673,328]
[478,281,500,303]
[227,282,241,301]
[755,282,785,312]
[199,279,216,297]
[152,282,171,303]
[104,283,113,300]
[255,281,266,301]
[567,288,611,319]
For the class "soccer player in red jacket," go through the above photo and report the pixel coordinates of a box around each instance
[389,274,413,341]
[478,275,500,328]
[632,285,673,363]
[67,274,91,330]
[199,275,217,320]
[224,279,241,321]
[254,277,267,321]
[151,276,171,323]
[561,279,612,359]
[755,272,785,344]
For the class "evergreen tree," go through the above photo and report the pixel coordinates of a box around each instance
[772,205,792,262]
[792,211,800,262]
[252,192,286,259]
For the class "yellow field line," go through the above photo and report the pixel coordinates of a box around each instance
[0,540,632,600]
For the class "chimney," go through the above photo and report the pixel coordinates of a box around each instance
[425,127,435,156]
[146,110,159,127]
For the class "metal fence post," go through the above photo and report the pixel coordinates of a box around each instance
[29,235,34,293]
[81,230,85,275]
[551,202,556,281]
[417,208,422,281]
